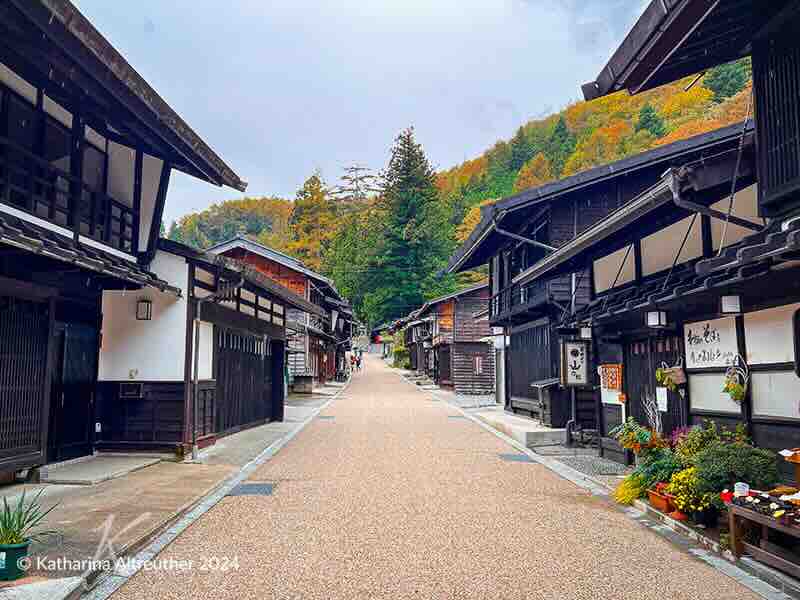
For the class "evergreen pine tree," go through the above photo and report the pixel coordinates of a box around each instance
[365,128,456,324]
[636,103,667,137]
[545,116,576,178]
[704,58,752,103]
[509,126,534,172]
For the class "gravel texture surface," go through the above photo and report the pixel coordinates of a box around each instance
[111,355,759,600]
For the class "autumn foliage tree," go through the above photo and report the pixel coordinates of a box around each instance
[167,196,293,250]
[513,153,553,193]
[287,173,339,271]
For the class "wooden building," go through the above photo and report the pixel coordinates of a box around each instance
[207,236,353,388]
[415,284,495,395]
[96,240,323,454]
[0,0,249,476]
[446,124,756,432]
[403,309,430,375]
[548,0,800,466]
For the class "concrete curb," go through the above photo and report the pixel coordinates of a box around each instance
[77,377,353,600]
[396,371,794,600]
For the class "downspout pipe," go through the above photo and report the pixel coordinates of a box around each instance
[667,169,759,232]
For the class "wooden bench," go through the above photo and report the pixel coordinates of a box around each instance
[729,503,800,578]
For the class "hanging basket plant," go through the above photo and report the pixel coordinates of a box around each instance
[722,355,749,405]
[656,358,686,393]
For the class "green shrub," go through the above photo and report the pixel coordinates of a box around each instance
[694,441,780,495]
[392,347,410,369]
[634,447,682,489]
[675,422,720,467]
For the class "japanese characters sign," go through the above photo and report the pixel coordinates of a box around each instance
[561,340,589,387]
[684,317,738,369]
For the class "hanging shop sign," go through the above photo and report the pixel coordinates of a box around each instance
[684,317,738,369]
[599,363,623,404]
[561,340,589,387]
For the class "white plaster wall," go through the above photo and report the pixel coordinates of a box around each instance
[138,154,164,250]
[108,141,135,208]
[0,62,35,103]
[193,320,214,380]
[641,215,703,277]
[744,303,800,365]
[711,184,760,250]
[593,244,635,293]
[98,251,188,381]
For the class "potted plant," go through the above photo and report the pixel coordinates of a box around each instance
[647,482,675,513]
[667,467,716,525]
[0,490,57,581]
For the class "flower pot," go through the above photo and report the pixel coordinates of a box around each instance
[668,509,688,521]
[692,507,719,528]
[647,489,674,513]
[0,541,31,581]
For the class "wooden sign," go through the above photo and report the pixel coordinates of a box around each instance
[684,317,738,369]
[561,340,589,387]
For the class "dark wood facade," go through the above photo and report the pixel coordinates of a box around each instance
[0,0,245,475]
[448,124,756,436]
[408,284,495,395]
[207,237,353,387]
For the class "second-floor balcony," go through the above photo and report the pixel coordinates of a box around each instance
[490,278,551,324]
[0,137,137,254]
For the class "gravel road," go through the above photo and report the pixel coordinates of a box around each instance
[111,354,759,600]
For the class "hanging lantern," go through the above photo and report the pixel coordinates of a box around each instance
[720,294,742,314]
[646,310,668,328]
[136,298,153,321]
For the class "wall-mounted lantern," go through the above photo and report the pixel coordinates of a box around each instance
[579,325,593,340]
[136,298,153,321]
[720,294,742,315]
[645,310,668,329]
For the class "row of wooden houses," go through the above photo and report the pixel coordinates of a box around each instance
[444,0,800,476]
[389,284,496,396]
[0,0,353,479]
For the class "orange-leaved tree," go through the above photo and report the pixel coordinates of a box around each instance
[513,153,553,193]
[287,173,340,271]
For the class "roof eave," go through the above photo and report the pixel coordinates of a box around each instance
[24,0,247,191]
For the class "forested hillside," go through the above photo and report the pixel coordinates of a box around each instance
[167,59,752,326]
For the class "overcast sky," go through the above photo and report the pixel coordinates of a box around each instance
[74,0,648,226]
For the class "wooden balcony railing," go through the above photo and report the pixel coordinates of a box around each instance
[490,278,549,320]
[0,137,137,254]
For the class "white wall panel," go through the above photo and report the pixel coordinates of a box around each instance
[711,184,761,250]
[689,373,740,413]
[138,154,163,250]
[108,141,135,207]
[0,63,35,103]
[593,245,635,294]
[745,304,800,365]
[641,216,702,277]
[98,251,188,381]
[752,372,800,419]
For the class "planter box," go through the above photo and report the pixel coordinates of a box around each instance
[647,489,675,514]
[0,541,30,581]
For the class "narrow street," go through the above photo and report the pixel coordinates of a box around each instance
[109,355,758,600]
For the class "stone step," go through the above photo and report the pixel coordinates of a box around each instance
[472,408,566,448]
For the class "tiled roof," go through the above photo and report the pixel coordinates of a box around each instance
[0,211,181,295]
